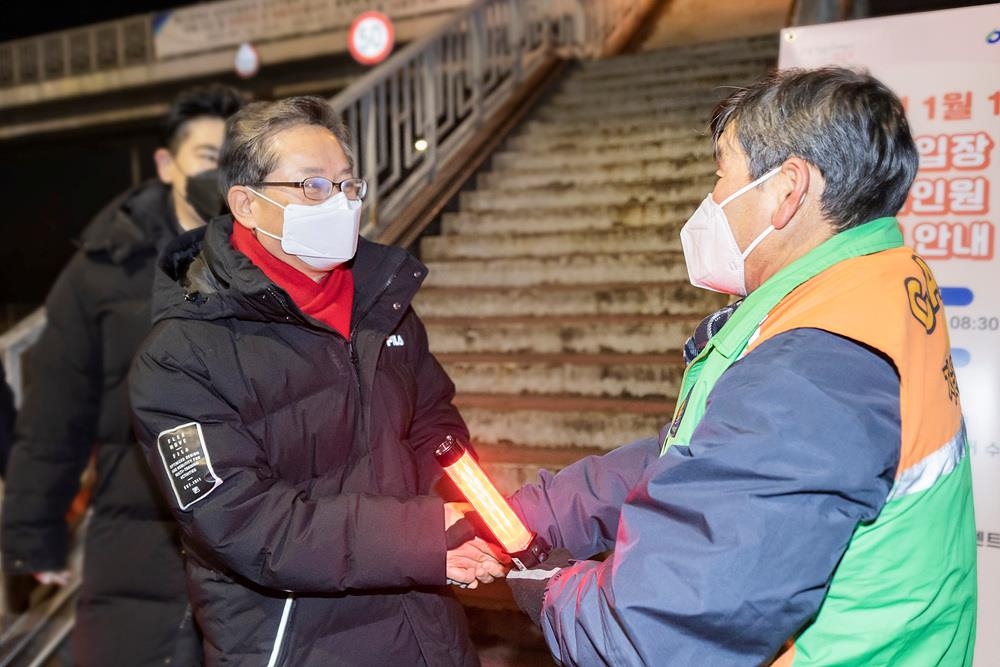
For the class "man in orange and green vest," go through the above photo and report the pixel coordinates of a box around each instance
[503,66,977,666]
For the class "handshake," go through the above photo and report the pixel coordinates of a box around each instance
[443,501,573,626]
[443,501,509,588]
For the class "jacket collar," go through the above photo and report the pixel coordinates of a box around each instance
[152,214,426,334]
[78,180,180,264]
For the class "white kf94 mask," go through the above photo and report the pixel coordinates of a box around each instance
[248,188,362,271]
[679,167,781,296]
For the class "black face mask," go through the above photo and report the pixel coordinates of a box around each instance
[185,169,227,222]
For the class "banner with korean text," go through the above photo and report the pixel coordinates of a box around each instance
[780,5,1000,664]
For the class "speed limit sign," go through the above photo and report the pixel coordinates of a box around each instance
[348,11,395,66]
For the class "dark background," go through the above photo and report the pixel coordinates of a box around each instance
[0,3,194,41]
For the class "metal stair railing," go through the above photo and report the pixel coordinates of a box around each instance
[0,512,87,667]
[0,308,44,409]
[329,0,658,239]
[335,0,582,239]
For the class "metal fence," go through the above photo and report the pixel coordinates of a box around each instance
[332,0,649,238]
[0,0,469,89]
[335,0,567,237]
[0,17,152,88]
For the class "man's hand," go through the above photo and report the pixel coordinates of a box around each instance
[443,501,509,587]
[33,570,71,587]
[446,537,508,588]
[506,548,574,625]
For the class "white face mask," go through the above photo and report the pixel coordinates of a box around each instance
[248,188,362,271]
[679,167,781,296]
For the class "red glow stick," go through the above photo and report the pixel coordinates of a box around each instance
[435,436,549,570]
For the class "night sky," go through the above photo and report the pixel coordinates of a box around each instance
[0,2,195,41]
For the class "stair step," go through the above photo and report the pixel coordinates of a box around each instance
[585,36,776,62]
[507,123,705,151]
[478,159,714,190]
[491,141,712,170]
[544,86,734,114]
[523,102,713,131]
[516,112,711,140]
[576,40,777,75]
[414,283,725,318]
[577,55,776,81]
[421,226,684,260]
[548,75,764,110]
[561,67,773,98]
[472,442,609,495]
[440,353,684,399]
[457,393,672,414]
[533,92,726,122]
[458,402,667,451]
[439,202,694,236]
[423,252,689,287]
[556,62,773,96]
[424,314,696,354]
[458,181,709,212]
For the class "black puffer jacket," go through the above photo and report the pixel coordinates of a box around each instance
[1,180,198,665]
[128,215,477,666]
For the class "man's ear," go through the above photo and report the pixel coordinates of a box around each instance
[154,148,175,185]
[771,157,811,230]
[228,186,256,229]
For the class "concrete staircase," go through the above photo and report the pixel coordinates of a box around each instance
[416,35,779,494]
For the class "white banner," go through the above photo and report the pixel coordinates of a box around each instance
[152,0,470,59]
[780,5,1000,664]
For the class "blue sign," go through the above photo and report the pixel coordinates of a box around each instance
[941,287,974,307]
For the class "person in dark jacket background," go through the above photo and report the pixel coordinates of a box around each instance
[1,84,245,666]
[128,96,504,666]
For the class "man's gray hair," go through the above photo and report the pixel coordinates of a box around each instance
[710,66,918,232]
[219,96,356,193]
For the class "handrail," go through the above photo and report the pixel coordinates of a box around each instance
[0,512,87,667]
[0,308,44,408]
[333,0,594,239]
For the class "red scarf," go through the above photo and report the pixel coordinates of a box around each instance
[231,222,354,338]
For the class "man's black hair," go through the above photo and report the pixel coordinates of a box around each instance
[163,84,246,153]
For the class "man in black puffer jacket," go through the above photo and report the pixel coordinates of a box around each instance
[128,96,505,666]
[1,85,244,666]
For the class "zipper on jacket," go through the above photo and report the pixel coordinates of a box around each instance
[346,337,362,395]
[266,595,295,667]
[265,288,299,323]
[351,255,408,332]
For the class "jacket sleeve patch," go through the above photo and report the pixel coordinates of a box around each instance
[156,422,223,511]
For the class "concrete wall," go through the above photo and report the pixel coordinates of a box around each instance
[639,0,793,50]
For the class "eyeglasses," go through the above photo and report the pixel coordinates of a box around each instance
[250,177,367,202]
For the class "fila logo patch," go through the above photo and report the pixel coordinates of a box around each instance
[386,334,405,347]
